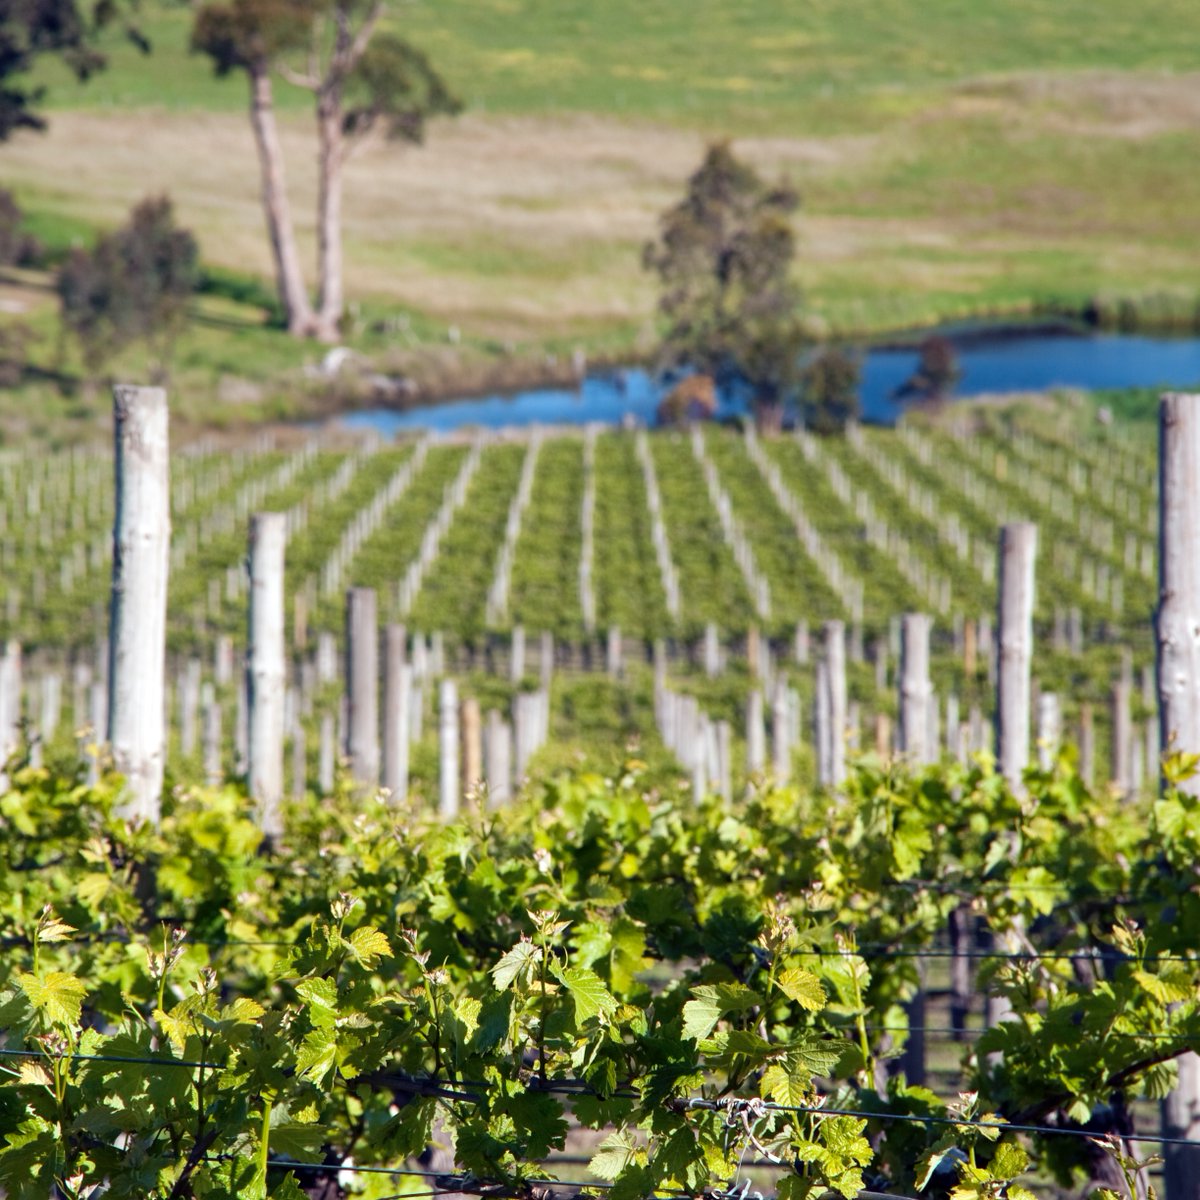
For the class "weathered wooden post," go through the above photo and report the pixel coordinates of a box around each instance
[0,640,21,760]
[510,624,526,683]
[898,613,934,764]
[461,695,482,796]
[704,623,720,677]
[815,659,832,784]
[897,611,933,1088]
[771,680,791,784]
[606,626,622,678]
[290,721,306,800]
[345,588,379,787]
[202,685,222,787]
[383,626,410,802]
[746,689,765,775]
[439,678,460,818]
[1036,691,1060,770]
[1156,392,1200,1195]
[539,630,554,691]
[1079,703,1095,787]
[318,712,335,793]
[823,620,847,786]
[484,708,511,806]
[716,719,732,801]
[179,658,201,758]
[1111,678,1133,796]
[995,523,1037,792]
[108,386,170,826]
[246,512,286,837]
[989,523,1036,1039]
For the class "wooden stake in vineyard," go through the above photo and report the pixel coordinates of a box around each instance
[246,512,286,837]
[898,613,934,765]
[345,587,379,787]
[108,386,170,826]
[1155,392,1200,1196]
[995,523,1037,792]
[987,523,1036,1038]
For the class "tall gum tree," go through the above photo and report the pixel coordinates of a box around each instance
[193,0,458,342]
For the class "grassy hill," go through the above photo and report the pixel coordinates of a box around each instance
[3,0,1200,435]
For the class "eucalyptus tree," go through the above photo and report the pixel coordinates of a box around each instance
[193,0,459,341]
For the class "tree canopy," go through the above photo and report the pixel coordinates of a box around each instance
[0,0,145,139]
[57,195,199,384]
[644,141,805,432]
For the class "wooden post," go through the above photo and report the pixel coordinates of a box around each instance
[823,620,847,786]
[510,624,525,683]
[539,630,554,691]
[1079,703,1095,787]
[461,695,482,797]
[439,678,460,819]
[746,690,765,775]
[995,524,1037,792]
[716,719,732,801]
[202,688,222,787]
[290,721,306,800]
[606,626,622,678]
[345,588,379,787]
[180,658,201,758]
[874,712,891,757]
[247,512,286,837]
[704,623,720,677]
[1156,394,1200,1196]
[1036,691,1060,770]
[484,709,511,806]
[108,385,170,826]
[383,625,410,802]
[815,659,832,785]
[0,640,21,759]
[318,712,335,793]
[1111,678,1133,795]
[899,613,934,764]
[771,681,791,784]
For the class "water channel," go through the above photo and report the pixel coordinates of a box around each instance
[339,322,1200,435]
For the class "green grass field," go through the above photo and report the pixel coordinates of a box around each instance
[4,0,1200,433]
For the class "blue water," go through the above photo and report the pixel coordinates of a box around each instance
[340,327,1200,435]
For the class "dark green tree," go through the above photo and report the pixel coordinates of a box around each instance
[0,0,145,140]
[897,334,961,403]
[643,141,805,433]
[56,195,198,387]
[800,346,860,433]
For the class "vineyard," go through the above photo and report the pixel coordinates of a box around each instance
[0,397,1163,801]
[2,387,1200,1200]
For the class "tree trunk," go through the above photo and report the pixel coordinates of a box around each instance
[313,86,345,343]
[247,65,313,336]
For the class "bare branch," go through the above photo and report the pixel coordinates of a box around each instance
[276,61,320,91]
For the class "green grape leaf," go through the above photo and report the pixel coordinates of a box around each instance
[989,1140,1028,1181]
[295,978,339,1028]
[492,938,540,991]
[19,970,86,1028]
[589,1131,641,1181]
[555,964,618,1024]
[269,1121,327,1159]
[681,982,761,1041]
[776,967,826,1012]
[346,926,392,969]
